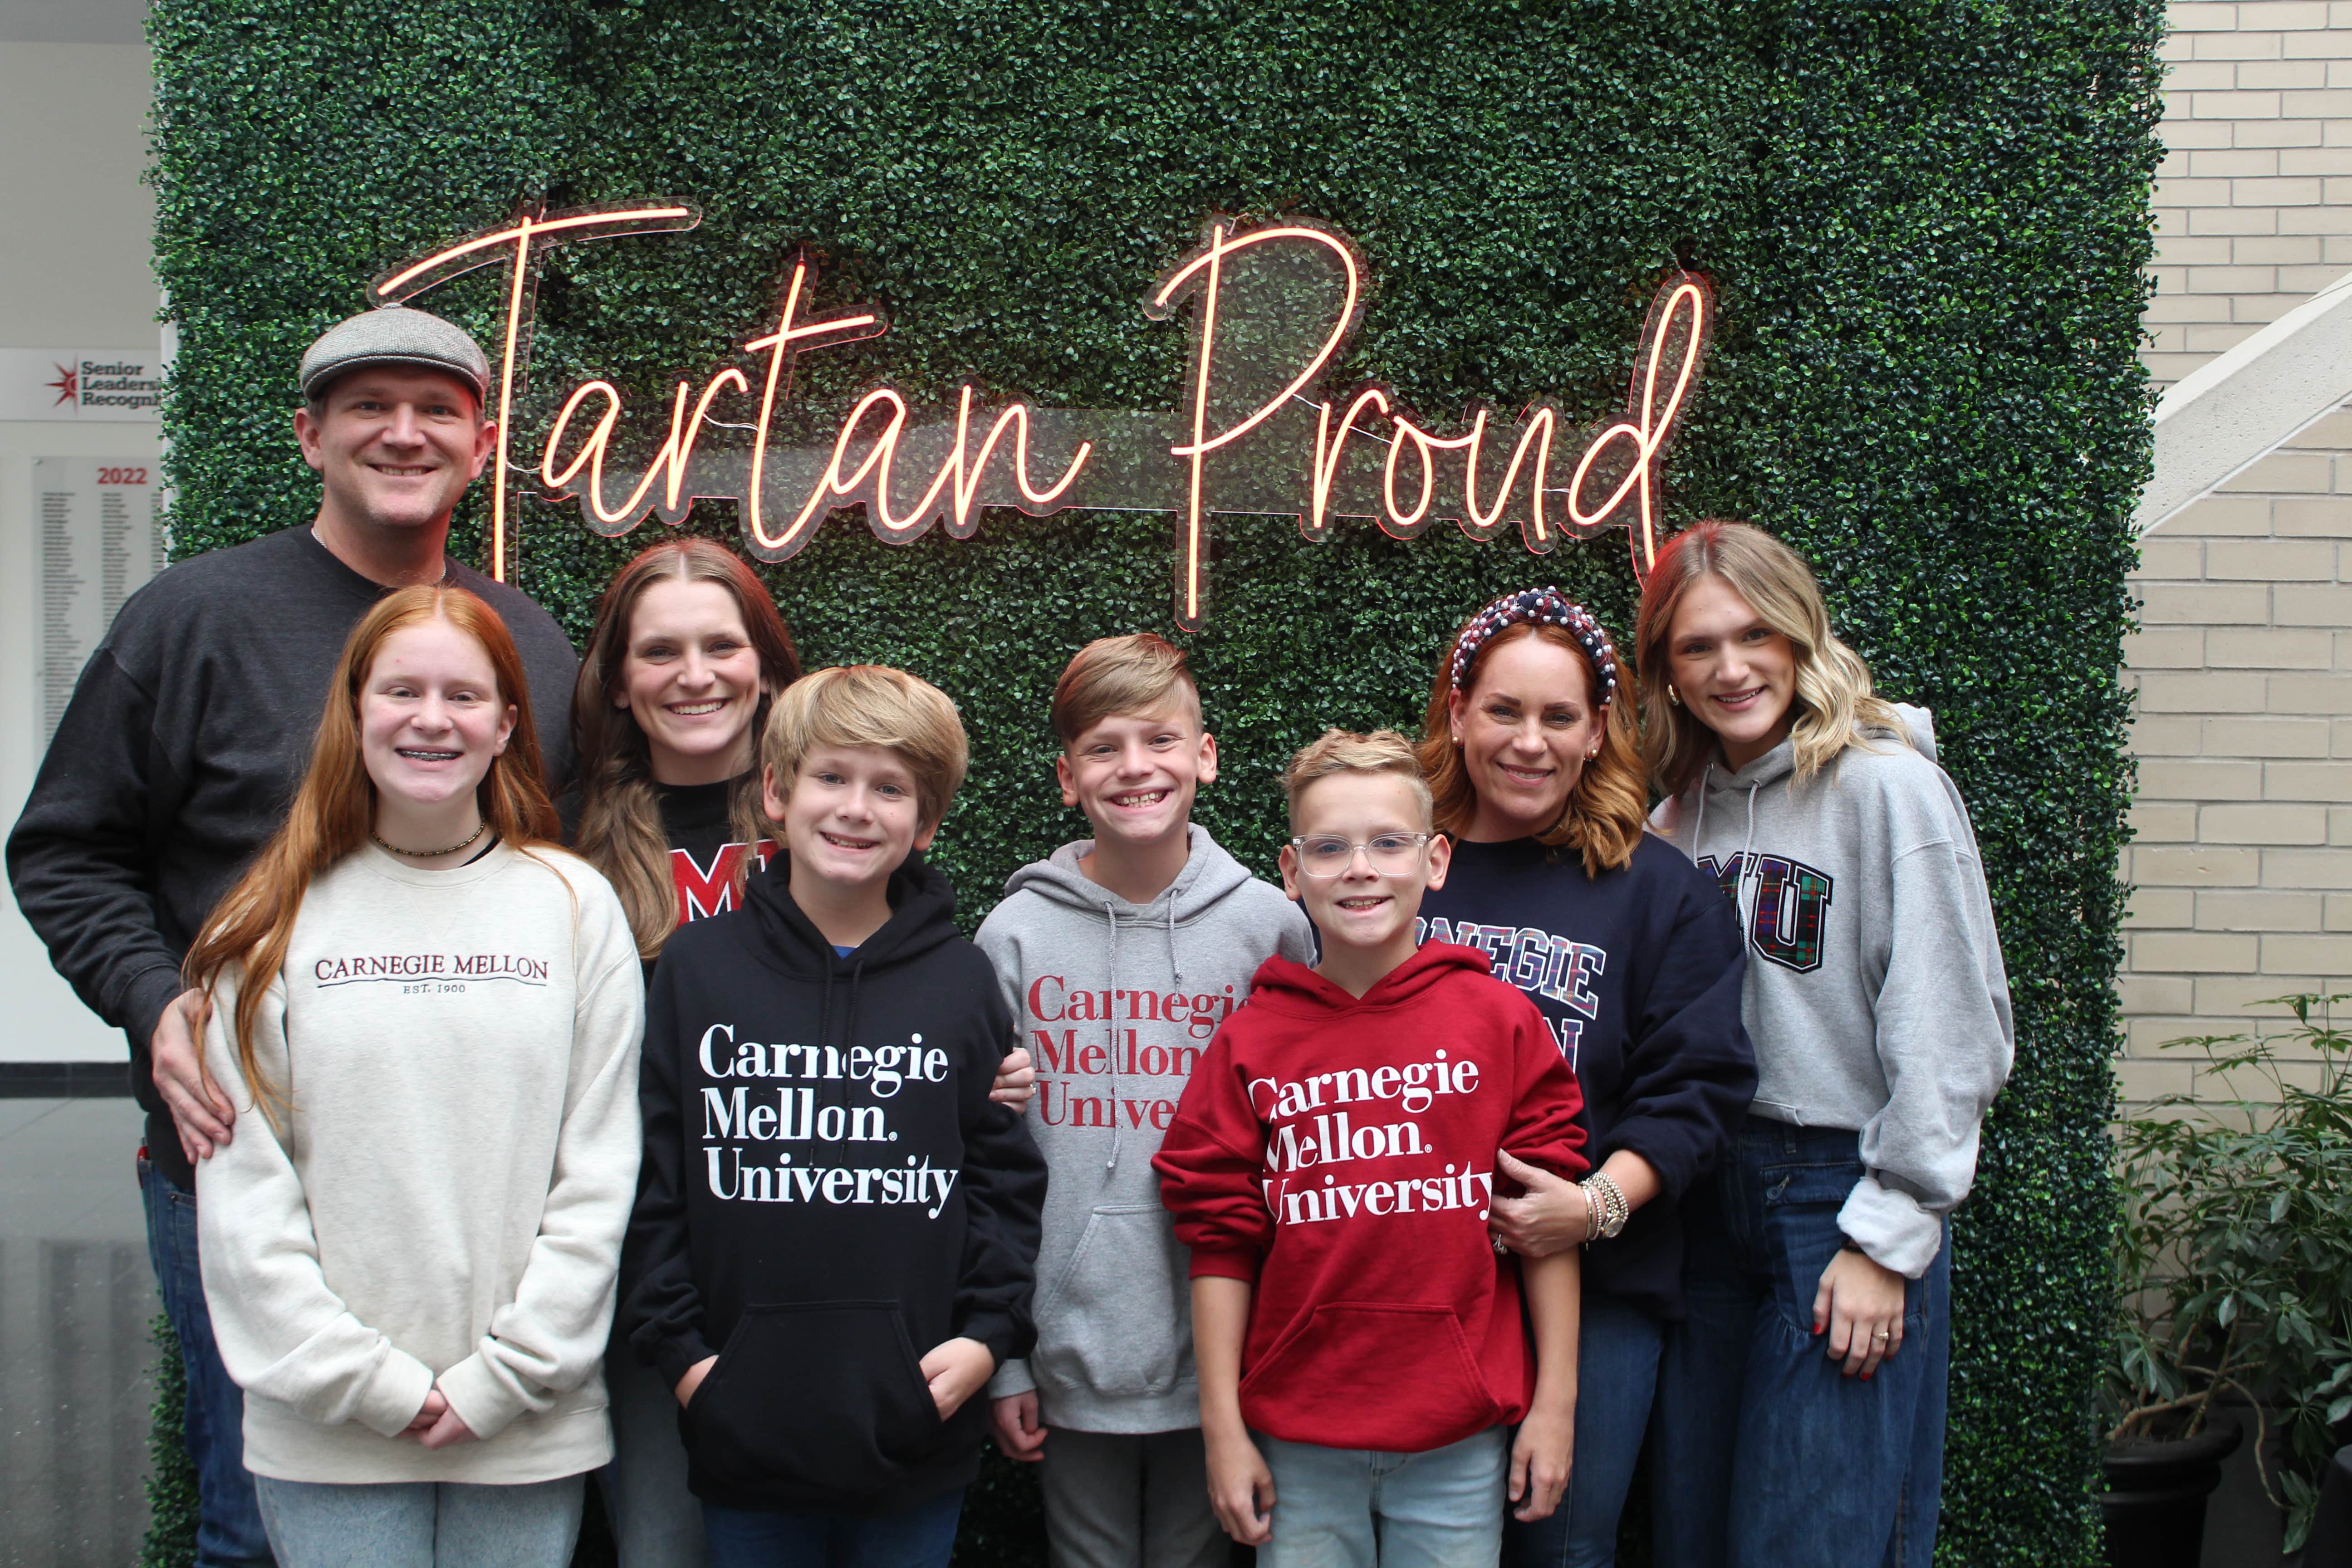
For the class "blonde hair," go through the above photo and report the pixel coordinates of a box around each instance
[1635,519,1908,795]
[760,665,969,829]
[1281,728,1434,831]
[1050,633,1202,747]
[1414,617,1646,878]
[186,587,559,1130]
[573,539,803,960]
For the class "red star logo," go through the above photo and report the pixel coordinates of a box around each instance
[47,364,76,407]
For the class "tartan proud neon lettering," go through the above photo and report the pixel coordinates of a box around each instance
[372,207,1713,624]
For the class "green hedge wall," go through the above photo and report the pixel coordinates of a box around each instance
[147,2,2161,1563]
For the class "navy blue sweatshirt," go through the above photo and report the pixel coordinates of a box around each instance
[1417,833,1755,1320]
[622,849,1047,1513]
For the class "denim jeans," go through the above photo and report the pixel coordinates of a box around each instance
[253,1473,584,1567]
[1502,1293,1663,1568]
[1651,1122,1951,1568]
[140,1152,275,1567]
[601,1342,709,1567]
[1254,1425,1508,1568]
[701,1486,963,1568]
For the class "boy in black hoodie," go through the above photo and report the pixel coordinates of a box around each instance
[623,665,1048,1567]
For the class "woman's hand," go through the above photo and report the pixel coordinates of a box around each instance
[1509,1404,1574,1522]
[990,1391,1046,1461]
[674,1354,718,1409]
[407,1387,478,1449]
[919,1336,996,1420]
[1488,1150,1589,1258]
[990,1047,1036,1109]
[1204,1423,1276,1546]
[1814,1246,1906,1378]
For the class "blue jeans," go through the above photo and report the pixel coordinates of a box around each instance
[1254,1425,1508,1568]
[1652,1122,1951,1568]
[1503,1293,1663,1568]
[141,1151,275,1566]
[253,1473,583,1567]
[701,1486,963,1568]
[601,1343,708,1567]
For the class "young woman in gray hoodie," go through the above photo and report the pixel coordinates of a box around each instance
[1635,521,2013,1568]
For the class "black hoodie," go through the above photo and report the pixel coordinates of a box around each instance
[622,850,1047,1513]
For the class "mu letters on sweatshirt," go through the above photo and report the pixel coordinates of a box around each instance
[195,844,644,1485]
[1153,944,1587,1453]
[976,827,1315,1435]
[622,852,1048,1513]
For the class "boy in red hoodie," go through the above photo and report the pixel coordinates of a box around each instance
[1153,729,1586,1566]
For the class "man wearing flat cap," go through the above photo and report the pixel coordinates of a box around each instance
[7,305,578,1566]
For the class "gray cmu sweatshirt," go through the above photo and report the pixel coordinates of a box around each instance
[977,826,1314,1433]
[1650,705,2013,1279]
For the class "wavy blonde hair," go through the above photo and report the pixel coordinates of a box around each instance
[1635,519,1906,796]
[1415,617,1646,878]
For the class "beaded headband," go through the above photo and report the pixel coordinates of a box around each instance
[1447,587,1620,707]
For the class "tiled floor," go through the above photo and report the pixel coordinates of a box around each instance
[0,1098,157,1568]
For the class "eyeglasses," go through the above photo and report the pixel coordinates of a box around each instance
[1287,833,1434,877]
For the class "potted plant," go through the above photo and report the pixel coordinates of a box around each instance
[2104,994,2352,1559]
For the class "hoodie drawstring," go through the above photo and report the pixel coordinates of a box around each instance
[1104,905,1123,1172]
[1735,780,1762,936]
[1165,903,1182,990]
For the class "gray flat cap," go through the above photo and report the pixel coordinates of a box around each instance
[300,305,491,401]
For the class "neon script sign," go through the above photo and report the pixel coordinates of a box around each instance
[373,206,1713,629]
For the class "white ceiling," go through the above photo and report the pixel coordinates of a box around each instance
[0,1,148,44]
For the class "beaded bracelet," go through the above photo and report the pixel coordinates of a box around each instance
[1580,1171,1629,1244]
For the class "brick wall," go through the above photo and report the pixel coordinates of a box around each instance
[2148,3,2352,387]
[2120,402,2352,1102]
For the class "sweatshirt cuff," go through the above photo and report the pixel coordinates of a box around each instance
[355,1346,438,1439]
[652,1333,719,1395]
[1186,1243,1262,1283]
[989,1357,1037,1400]
[955,1312,1020,1372]
[1837,1177,1945,1280]
[122,965,188,1065]
[435,1350,528,1443]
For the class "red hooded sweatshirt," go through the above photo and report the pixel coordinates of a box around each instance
[1153,942,1587,1453]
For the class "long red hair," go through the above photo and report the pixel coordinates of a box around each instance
[184,586,558,1125]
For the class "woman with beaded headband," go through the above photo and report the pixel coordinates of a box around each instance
[565,537,1034,1568]
[1413,587,1757,1568]
[1635,521,2012,1568]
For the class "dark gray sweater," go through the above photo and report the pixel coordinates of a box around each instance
[6,525,578,1189]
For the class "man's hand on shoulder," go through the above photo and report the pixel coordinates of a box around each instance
[155,989,234,1162]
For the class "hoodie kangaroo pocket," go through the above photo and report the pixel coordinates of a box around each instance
[1033,1203,1188,1398]
[1240,1303,1502,1450]
[684,1302,940,1495]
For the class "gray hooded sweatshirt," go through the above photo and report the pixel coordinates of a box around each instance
[1649,705,2013,1278]
[977,826,1314,1433]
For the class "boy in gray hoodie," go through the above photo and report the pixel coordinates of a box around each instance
[982,634,1314,1568]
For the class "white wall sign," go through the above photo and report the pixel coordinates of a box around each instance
[34,456,162,750]
[0,348,162,421]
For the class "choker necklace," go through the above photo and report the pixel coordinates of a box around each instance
[372,819,490,859]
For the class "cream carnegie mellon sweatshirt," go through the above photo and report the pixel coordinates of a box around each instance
[196,842,644,1485]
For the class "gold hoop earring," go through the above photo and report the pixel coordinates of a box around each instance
[1666,685,1681,707]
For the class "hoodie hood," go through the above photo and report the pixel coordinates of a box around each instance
[746,846,961,976]
[1002,823,1264,932]
[1242,941,1497,1019]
